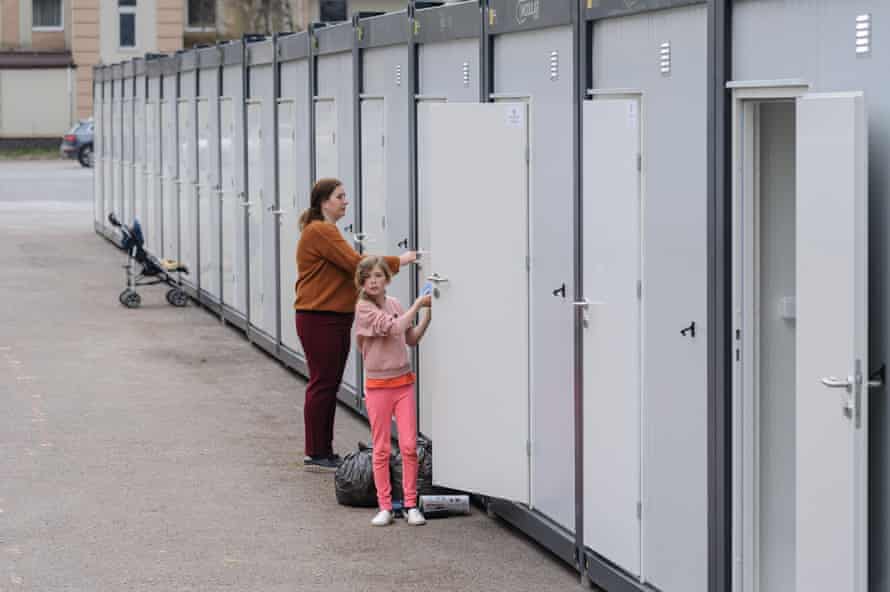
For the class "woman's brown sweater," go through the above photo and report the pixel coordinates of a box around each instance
[294,221,400,314]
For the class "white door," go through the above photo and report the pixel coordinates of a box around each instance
[315,99,337,180]
[360,99,386,253]
[795,92,868,592]
[220,98,239,310]
[162,99,178,261]
[134,102,145,225]
[178,99,197,281]
[247,101,264,330]
[582,97,643,576]
[197,98,214,297]
[122,99,133,223]
[424,102,530,503]
[278,100,303,355]
[145,102,159,254]
[416,98,446,438]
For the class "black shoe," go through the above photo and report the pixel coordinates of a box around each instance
[303,455,339,473]
[328,453,342,465]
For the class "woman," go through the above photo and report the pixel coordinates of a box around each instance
[294,178,416,472]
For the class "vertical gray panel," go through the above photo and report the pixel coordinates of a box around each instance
[278,59,311,357]
[493,26,575,534]
[103,81,113,227]
[198,66,221,302]
[133,75,146,227]
[147,76,163,255]
[162,74,179,262]
[179,70,198,290]
[731,2,890,588]
[593,6,708,591]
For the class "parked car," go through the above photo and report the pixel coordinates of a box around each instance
[60,119,94,168]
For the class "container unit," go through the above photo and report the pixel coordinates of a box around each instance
[145,57,165,256]
[245,37,280,353]
[132,59,148,228]
[160,55,181,263]
[277,32,313,372]
[414,1,480,439]
[220,40,249,328]
[196,45,224,312]
[92,66,105,234]
[179,50,200,295]
[728,3,889,592]
[578,3,711,591]
[314,22,362,404]
[121,61,136,226]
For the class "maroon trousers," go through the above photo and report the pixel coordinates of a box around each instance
[295,310,354,458]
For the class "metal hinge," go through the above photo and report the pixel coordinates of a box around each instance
[332,132,336,145]
[525,145,530,163]
[381,134,385,148]
[636,501,642,520]
[526,441,531,457]
[637,280,642,300]
[525,255,531,270]
[636,153,642,171]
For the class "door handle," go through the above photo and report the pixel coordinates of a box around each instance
[821,376,853,391]
[398,238,409,248]
[427,273,449,284]
[269,209,285,216]
[552,283,566,298]
[239,201,254,208]
[354,232,368,242]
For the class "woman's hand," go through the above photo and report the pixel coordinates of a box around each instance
[398,251,418,266]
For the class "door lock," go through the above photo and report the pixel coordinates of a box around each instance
[552,283,566,299]
[680,322,696,338]
[398,238,409,249]
[344,223,353,233]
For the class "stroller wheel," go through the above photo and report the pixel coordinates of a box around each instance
[166,288,188,308]
[120,290,141,309]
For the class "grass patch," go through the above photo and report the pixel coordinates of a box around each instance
[0,146,62,160]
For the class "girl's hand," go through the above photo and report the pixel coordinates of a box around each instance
[414,294,432,309]
[399,251,418,266]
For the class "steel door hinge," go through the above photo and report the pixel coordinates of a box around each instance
[525,255,530,270]
[637,502,642,520]
[637,280,642,299]
[525,145,530,163]
[526,441,531,457]
[636,153,642,171]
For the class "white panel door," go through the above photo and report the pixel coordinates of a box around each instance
[122,99,133,224]
[162,99,179,261]
[197,98,215,297]
[93,99,103,225]
[582,98,642,576]
[113,100,122,219]
[178,99,197,281]
[424,102,530,503]
[278,100,302,355]
[416,99,446,439]
[247,101,265,330]
[133,102,144,225]
[314,99,337,180]
[103,93,113,223]
[360,99,386,253]
[145,102,159,254]
[220,98,240,310]
[795,92,868,592]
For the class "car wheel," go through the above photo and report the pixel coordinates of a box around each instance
[78,144,94,168]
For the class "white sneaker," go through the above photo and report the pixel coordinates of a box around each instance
[406,508,426,526]
[371,509,393,527]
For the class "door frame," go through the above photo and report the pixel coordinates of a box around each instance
[728,80,810,592]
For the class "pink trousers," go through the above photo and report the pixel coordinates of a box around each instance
[365,383,418,510]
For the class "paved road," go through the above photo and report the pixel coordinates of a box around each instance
[0,161,580,591]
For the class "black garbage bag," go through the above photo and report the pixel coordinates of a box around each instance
[390,437,435,502]
[334,443,379,507]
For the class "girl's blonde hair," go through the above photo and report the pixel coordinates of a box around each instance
[355,256,392,304]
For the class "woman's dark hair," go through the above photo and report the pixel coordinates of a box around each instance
[299,178,343,229]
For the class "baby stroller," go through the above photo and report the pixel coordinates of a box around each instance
[108,213,190,309]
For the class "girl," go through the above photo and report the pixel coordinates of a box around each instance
[354,256,432,526]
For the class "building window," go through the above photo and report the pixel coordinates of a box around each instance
[119,0,137,49]
[187,0,217,30]
[33,0,63,30]
[319,0,346,23]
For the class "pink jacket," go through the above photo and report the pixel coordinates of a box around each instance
[354,296,414,380]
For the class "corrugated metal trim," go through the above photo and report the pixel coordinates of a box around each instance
[0,51,74,69]
[279,31,310,62]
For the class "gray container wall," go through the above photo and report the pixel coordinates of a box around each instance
[361,43,412,330]
[122,73,134,225]
[93,73,104,230]
[198,63,222,306]
[133,72,148,232]
[591,5,709,592]
[416,36,480,440]
[731,1,890,588]
[103,78,113,228]
[493,25,576,535]
[278,56,312,366]
[221,60,249,321]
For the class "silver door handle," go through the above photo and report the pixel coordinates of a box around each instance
[821,376,853,391]
[353,232,369,242]
[427,273,449,284]
[270,209,285,215]
[573,298,590,310]
[239,201,254,208]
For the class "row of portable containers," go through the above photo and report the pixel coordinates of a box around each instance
[91,1,890,591]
